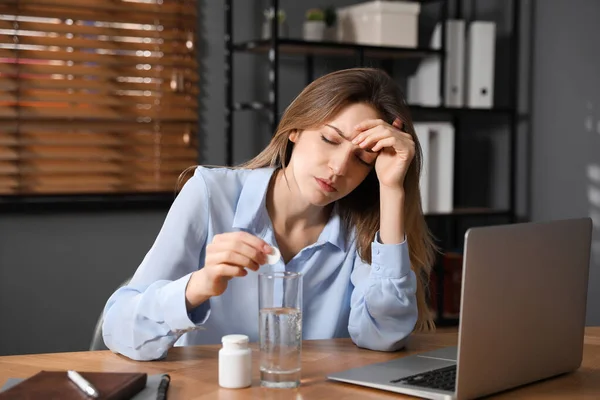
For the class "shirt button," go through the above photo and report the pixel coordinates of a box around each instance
[374,265,380,271]
[376,249,380,255]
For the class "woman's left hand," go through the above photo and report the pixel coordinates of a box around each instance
[352,118,415,190]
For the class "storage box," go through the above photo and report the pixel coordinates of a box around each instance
[336,1,421,48]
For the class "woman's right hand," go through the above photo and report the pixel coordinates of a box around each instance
[185,232,272,310]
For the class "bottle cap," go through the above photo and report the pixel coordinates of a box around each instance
[266,246,281,265]
[221,334,249,349]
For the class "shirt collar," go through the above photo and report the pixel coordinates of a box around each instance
[231,168,347,252]
[318,202,347,252]
[231,167,276,234]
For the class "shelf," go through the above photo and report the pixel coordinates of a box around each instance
[225,0,521,338]
[233,39,443,59]
[424,208,512,218]
[231,102,516,117]
[409,105,515,116]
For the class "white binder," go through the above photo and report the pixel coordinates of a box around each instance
[438,20,465,107]
[428,123,455,213]
[413,122,455,214]
[407,74,420,105]
[409,20,465,107]
[465,21,496,108]
[412,52,440,107]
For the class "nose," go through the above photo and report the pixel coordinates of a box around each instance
[329,148,353,176]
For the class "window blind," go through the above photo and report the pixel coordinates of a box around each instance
[0,0,199,195]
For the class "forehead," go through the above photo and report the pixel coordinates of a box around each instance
[328,103,380,126]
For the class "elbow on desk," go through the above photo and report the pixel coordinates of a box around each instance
[101,316,170,361]
[100,292,171,361]
[348,316,416,352]
[350,334,410,352]
[102,332,168,361]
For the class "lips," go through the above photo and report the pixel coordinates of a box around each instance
[315,177,337,193]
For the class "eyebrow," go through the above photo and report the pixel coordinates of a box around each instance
[324,124,376,154]
[324,124,348,140]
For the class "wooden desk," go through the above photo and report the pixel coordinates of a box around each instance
[1,327,599,399]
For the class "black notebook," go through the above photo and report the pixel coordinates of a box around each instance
[1,372,169,400]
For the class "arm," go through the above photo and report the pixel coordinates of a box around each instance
[348,187,418,351]
[102,168,211,361]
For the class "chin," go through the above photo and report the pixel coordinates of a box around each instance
[304,187,339,207]
[311,197,335,207]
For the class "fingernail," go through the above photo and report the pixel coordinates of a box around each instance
[263,244,273,254]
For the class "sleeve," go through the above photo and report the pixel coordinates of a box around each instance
[102,168,211,361]
[348,232,418,352]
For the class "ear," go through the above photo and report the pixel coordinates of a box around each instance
[288,130,299,143]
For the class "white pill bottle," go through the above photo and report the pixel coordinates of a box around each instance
[219,334,252,389]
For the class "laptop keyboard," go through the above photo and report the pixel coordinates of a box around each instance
[391,365,456,391]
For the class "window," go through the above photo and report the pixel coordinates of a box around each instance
[0,0,198,198]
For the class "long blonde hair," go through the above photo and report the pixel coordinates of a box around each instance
[185,68,438,331]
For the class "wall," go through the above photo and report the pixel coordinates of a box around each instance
[529,0,600,324]
[0,212,165,355]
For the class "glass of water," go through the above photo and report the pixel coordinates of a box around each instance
[258,271,303,388]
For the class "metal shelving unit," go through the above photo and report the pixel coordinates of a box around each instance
[224,0,522,326]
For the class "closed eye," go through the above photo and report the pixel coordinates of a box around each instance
[320,134,338,145]
[321,135,373,167]
[357,155,374,167]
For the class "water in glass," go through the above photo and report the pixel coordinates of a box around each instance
[259,306,302,388]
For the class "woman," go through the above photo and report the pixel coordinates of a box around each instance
[102,67,437,361]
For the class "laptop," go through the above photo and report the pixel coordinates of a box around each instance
[328,218,593,400]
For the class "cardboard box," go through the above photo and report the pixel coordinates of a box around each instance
[336,1,421,48]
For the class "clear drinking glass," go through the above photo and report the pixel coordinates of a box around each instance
[258,271,303,388]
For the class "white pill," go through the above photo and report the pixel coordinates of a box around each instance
[266,246,281,265]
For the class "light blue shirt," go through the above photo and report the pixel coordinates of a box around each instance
[102,166,417,361]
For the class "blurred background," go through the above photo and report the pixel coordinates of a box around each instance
[0,0,598,356]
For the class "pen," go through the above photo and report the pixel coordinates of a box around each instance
[67,370,99,398]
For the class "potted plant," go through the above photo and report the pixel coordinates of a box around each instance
[303,8,326,41]
[323,6,337,41]
[262,8,288,39]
